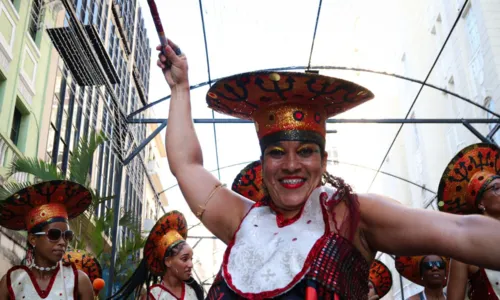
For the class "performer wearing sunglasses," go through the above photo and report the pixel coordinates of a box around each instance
[0,180,94,299]
[396,255,448,300]
[159,39,500,299]
[108,210,203,300]
[368,259,393,300]
[438,143,500,300]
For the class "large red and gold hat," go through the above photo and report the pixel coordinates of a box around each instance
[63,250,102,283]
[437,143,500,215]
[395,256,449,286]
[231,161,265,202]
[0,180,92,231]
[143,210,188,276]
[369,259,392,298]
[206,71,374,151]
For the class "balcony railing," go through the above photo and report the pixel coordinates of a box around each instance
[0,132,28,183]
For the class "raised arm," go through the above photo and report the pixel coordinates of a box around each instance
[446,259,469,300]
[359,193,500,270]
[159,42,252,243]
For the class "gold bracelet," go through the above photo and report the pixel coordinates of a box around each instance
[196,183,226,220]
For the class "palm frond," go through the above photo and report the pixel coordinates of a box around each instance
[68,130,107,186]
[87,191,114,216]
[0,181,34,201]
[119,211,142,231]
[7,158,62,182]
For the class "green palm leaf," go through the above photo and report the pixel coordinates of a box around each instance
[0,181,34,201]
[7,158,62,182]
[68,131,107,186]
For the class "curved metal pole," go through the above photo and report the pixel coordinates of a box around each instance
[155,158,436,197]
[127,65,500,121]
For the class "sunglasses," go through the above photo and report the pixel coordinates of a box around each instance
[422,261,445,270]
[34,229,74,242]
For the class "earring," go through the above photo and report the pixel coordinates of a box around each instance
[25,247,34,267]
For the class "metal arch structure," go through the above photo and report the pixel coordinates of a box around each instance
[113,0,499,296]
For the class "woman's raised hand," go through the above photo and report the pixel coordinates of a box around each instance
[156,39,188,89]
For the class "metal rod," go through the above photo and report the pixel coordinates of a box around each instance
[127,118,169,123]
[129,117,500,124]
[461,120,492,144]
[188,235,219,239]
[107,164,123,297]
[487,124,500,139]
[425,195,438,209]
[400,274,405,300]
[307,0,323,70]
[123,121,167,165]
[127,65,500,121]
[328,118,500,124]
[169,118,500,124]
[192,238,203,249]
[330,160,436,194]
[157,158,436,206]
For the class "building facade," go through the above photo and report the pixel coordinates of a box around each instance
[368,0,500,298]
[44,0,162,269]
[0,0,164,289]
[0,0,63,271]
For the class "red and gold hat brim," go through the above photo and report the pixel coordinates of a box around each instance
[144,210,188,276]
[63,250,102,283]
[369,259,392,298]
[207,71,373,120]
[232,161,265,202]
[395,256,449,286]
[437,143,500,215]
[206,71,373,148]
[0,180,92,231]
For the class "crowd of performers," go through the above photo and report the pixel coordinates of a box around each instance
[0,39,499,299]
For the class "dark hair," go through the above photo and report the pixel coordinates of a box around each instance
[321,172,360,241]
[165,240,187,260]
[108,241,204,300]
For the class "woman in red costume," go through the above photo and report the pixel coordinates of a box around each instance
[108,210,203,300]
[396,255,448,300]
[438,143,500,299]
[232,162,395,300]
[368,259,393,300]
[0,180,94,299]
[158,39,500,299]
